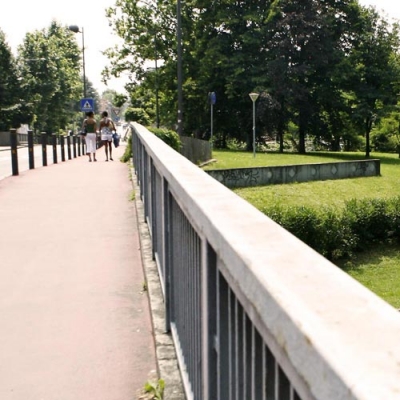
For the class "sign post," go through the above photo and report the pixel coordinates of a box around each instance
[208,92,216,149]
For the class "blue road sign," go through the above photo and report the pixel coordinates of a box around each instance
[209,92,216,105]
[80,98,94,112]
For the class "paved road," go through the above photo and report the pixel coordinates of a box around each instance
[0,142,157,400]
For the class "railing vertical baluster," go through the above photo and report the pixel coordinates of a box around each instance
[254,329,263,399]
[218,274,229,399]
[41,132,47,166]
[235,299,240,400]
[28,130,34,169]
[10,129,18,176]
[265,347,275,400]
[228,289,233,400]
[203,245,218,399]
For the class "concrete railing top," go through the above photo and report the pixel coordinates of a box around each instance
[134,123,400,400]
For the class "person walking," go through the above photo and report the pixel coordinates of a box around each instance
[82,111,98,162]
[99,111,116,161]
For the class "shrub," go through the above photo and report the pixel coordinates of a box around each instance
[147,126,181,152]
[279,206,321,250]
[317,208,356,260]
[343,198,392,250]
[263,196,399,261]
[125,107,150,125]
[120,131,132,163]
[385,196,400,241]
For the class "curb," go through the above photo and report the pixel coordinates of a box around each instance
[131,163,186,400]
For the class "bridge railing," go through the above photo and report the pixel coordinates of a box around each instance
[132,122,400,400]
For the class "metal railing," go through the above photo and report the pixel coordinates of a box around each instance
[132,122,400,400]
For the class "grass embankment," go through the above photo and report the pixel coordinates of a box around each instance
[203,150,400,308]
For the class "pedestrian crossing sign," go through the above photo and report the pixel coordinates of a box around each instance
[80,98,94,112]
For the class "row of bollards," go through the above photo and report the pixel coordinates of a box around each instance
[9,129,86,176]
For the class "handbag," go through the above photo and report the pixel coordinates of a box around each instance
[113,133,120,148]
[80,128,87,136]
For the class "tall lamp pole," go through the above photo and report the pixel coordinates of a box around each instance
[68,25,86,98]
[177,0,183,136]
[155,57,160,128]
[249,92,259,158]
[152,30,160,129]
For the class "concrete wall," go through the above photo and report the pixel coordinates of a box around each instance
[0,131,24,146]
[0,132,11,146]
[206,159,380,188]
[180,136,211,164]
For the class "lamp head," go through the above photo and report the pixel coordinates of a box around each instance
[249,92,259,102]
[68,25,80,33]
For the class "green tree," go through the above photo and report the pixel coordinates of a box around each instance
[262,0,361,153]
[17,21,83,133]
[0,29,21,130]
[346,6,400,157]
[104,0,177,128]
[103,0,400,155]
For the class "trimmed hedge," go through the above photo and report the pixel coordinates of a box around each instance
[262,196,400,261]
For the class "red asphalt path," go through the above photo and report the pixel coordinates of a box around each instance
[0,143,157,400]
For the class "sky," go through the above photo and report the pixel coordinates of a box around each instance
[0,0,128,94]
[358,0,400,20]
[0,0,398,96]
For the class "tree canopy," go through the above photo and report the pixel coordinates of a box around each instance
[104,0,400,156]
[0,21,106,133]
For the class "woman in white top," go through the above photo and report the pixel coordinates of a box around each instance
[99,111,116,161]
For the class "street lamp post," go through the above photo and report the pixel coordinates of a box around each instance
[249,92,259,158]
[208,92,216,149]
[68,25,86,98]
[177,0,183,136]
[147,65,160,128]
[155,58,160,128]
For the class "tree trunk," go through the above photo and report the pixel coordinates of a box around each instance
[278,99,285,153]
[365,116,372,158]
[279,131,284,153]
[298,110,306,154]
[330,136,341,151]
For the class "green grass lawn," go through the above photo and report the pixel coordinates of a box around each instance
[337,244,400,309]
[204,149,400,308]
[204,150,400,210]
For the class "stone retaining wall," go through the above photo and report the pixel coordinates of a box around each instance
[206,159,380,188]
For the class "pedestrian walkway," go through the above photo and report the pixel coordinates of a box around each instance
[0,143,158,400]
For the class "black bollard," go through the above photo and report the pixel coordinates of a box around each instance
[60,135,65,162]
[81,137,85,156]
[67,136,72,160]
[77,136,81,156]
[28,130,34,169]
[72,135,77,158]
[10,129,19,176]
[41,132,47,166]
[52,134,58,164]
